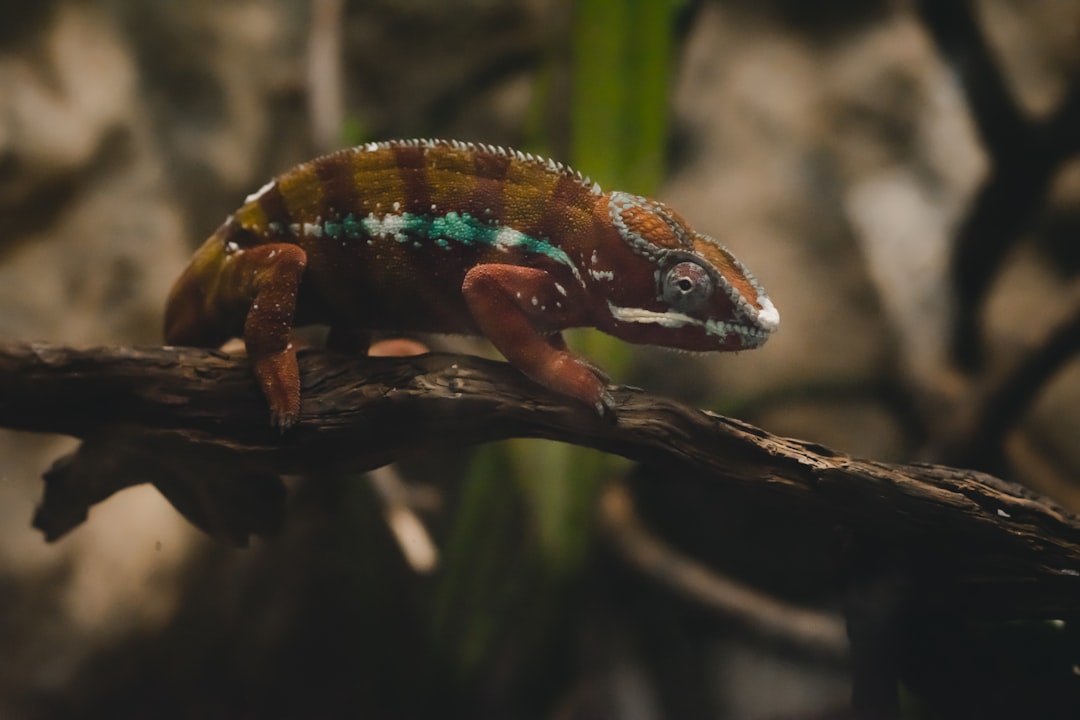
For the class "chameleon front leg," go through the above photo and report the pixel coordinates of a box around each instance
[462,265,614,416]
[234,243,308,431]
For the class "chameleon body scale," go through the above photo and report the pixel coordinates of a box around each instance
[165,139,779,429]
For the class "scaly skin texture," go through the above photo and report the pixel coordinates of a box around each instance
[164,139,779,430]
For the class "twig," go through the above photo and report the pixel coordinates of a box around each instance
[1,341,1079,615]
[915,0,1025,153]
[954,280,1080,471]
[368,465,439,573]
[599,481,849,658]
[914,0,1080,369]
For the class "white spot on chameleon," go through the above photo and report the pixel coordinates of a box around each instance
[554,282,567,296]
[604,301,771,349]
[245,179,276,204]
[607,303,696,329]
[492,226,529,252]
[756,296,781,333]
[362,212,410,243]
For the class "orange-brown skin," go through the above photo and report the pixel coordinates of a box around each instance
[165,139,779,430]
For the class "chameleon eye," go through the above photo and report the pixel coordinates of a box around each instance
[662,261,713,312]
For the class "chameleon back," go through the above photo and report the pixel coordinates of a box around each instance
[206,140,602,333]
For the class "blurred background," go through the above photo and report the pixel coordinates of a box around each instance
[1,0,1079,717]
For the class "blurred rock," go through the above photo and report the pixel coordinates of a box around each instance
[977,0,1080,118]
[0,2,231,712]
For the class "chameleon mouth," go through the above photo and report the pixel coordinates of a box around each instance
[606,300,778,348]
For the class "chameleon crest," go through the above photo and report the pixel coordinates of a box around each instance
[165,139,778,429]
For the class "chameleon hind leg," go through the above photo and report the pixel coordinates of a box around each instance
[462,264,614,416]
[232,243,308,431]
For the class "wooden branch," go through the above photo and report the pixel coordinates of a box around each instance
[2,341,1080,615]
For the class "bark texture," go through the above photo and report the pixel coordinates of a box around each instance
[1,341,1077,616]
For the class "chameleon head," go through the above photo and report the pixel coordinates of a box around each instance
[597,191,779,352]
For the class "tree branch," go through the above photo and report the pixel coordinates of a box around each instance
[599,481,849,658]
[1,341,1079,615]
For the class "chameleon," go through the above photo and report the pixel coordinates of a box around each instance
[164,138,779,430]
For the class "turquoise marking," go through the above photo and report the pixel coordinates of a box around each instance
[343,214,363,238]
[430,211,483,245]
[327,210,583,283]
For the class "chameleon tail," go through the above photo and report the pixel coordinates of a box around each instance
[163,237,234,348]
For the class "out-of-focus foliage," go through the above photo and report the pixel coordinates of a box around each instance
[570,0,676,194]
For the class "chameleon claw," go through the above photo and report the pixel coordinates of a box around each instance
[272,411,299,434]
[251,349,301,433]
[594,388,617,421]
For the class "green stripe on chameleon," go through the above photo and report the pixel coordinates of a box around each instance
[352,211,582,282]
[343,214,363,238]
[429,211,483,244]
